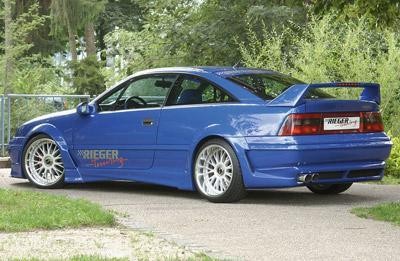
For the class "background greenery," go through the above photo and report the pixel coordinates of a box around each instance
[0,0,399,179]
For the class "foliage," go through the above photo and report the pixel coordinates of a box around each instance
[97,0,144,61]
[312,0,400,28]
[0,2,62,94]
[352,202,400,226]
[385,133,400,179]
[50,0,106,37]
[103,0,308,81]
[239,13,400,136]
[8,95,87,141]
[379,175,400,185]
[98,0,143,36]
[0,189,115,232]
[69,56,106,95]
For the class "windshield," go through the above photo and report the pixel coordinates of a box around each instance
[229,73,333,100]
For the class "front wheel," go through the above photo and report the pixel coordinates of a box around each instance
[22,134,65,189]
[193,139,246,203]
[307,183,353,195]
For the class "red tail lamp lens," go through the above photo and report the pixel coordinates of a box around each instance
[279,114,321,136]
[362,112,384,132]
[279,112,384,136]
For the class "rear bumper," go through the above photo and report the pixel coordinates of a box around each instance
[242,133,392,188]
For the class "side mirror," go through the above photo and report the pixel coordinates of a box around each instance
[77,102,96,115]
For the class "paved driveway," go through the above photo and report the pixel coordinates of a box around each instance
[1,169,399,261]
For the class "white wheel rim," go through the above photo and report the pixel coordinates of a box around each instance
[24,138,64,186]
[195,145,233,196]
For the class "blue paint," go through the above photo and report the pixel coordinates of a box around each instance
[8,67,392,191]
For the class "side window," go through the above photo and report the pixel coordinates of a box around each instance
[167,75,234,106]
[98,74,176,112]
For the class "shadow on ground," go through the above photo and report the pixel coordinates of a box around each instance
[10,179,380,206]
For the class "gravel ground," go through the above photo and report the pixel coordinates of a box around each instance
[0,226,199,260]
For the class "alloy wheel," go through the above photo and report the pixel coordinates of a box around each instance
[24,138,64,187]
[195,144,233,196]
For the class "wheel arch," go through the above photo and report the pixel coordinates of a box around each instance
[188,134,250,191]
[23,123,76,170]
[192,135,228,158]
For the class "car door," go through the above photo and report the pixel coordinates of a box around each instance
[71,74,177,172]
[152,74,236,187]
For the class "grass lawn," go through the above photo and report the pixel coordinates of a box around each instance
[364,175,400,185]
[0,189,115,232]
[351,202,400,226]
[379,175,400,185]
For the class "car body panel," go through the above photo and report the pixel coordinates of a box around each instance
[8,67,392,191]
[70,108,162,171]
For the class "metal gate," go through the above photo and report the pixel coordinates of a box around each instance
[1,94,90,157]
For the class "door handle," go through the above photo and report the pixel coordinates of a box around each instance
[142,118,154,126]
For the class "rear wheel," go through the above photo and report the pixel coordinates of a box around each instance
[194,139,246,203]
[22,134,65,189]
[307,183,353,195]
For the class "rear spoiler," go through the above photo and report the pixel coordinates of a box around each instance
[268,82,380,107]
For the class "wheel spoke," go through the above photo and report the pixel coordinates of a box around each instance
[24,138,64,187]
[195,144,234,197]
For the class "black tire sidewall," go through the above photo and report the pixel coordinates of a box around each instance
[22,134,65,189]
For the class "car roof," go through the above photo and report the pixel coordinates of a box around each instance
[135,66,279,78]
[94,66,279,104]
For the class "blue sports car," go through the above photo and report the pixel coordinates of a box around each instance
[8,67,392,202]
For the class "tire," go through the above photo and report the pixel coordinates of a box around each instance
[22,134,65,189]
[193,139,247,203]
[307,183,353,195]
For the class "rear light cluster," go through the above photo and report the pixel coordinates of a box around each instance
[278,112,384,136]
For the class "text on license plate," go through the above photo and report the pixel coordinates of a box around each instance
[323,117,360,130]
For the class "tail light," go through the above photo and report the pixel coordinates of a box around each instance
[362,112,384,132]
[279,112,384,136]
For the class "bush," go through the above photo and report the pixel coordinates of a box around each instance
[238,13,400,136]
[385,134,400,178]
[69,56,106,96]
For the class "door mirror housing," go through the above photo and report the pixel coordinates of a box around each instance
[77,102,96,115]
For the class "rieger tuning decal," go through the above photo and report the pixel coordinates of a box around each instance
[78,150,128,168]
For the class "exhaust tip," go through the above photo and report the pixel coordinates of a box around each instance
[298,173,319,183]
[298,174,312,183]
[312,173,320,182]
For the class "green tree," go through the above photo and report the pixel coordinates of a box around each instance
[50,0,106,61]
[238,14,400,135]
[311,0,400,28]
[97,0,144,61]
[3,0,14,94]
[69,56,106,96]
[104,0,308,80]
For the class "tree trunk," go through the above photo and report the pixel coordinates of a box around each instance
[67,23,78,62]
[84,22,96,57]
[97,17,107,61]
[3,0,14,94]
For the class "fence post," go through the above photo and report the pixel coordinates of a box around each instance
[7,95,11,144]
[1,95,4,157]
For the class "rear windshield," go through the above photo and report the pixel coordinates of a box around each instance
[228,73,333,100]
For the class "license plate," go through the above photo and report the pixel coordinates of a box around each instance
[323,117,360,130]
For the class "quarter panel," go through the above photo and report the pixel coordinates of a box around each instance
[158,104,290,144]
[156,103,291,190]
